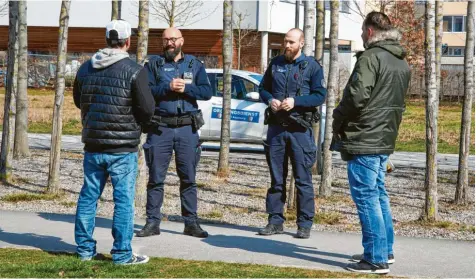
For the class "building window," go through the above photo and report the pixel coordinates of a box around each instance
[340,1,351,13]
[338,45,351,52]
[443,16,466,32]
[444,46,465,57]
[324,1,351,13]
[453,16,464,32]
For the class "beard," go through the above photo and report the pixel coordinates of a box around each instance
[164,45,182,61]
[284,48,299,62]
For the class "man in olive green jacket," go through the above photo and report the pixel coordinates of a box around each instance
[332,12,410,274]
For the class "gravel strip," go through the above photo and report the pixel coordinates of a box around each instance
[1,149,474,241]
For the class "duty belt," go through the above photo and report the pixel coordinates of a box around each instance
[152,115,193,127]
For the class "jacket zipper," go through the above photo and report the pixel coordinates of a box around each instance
[284,64,291,98]
[175,63,180,115]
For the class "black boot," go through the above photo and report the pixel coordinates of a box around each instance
[184,222,208,238]
[258,223,284,235]
[295,227,311,239]
[136,222,161,237]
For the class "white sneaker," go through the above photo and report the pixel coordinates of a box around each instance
[119,253,149,265]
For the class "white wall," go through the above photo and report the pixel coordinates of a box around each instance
[0,0,255,30]
[441,56,465,65]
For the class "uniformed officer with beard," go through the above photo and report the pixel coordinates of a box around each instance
[137,27,212,238]
[258,28,327,239]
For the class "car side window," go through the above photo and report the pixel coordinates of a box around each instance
[231,76,246,100]
[206,73,218,96]
[213,74,257,100]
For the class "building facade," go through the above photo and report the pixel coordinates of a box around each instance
[0,0,365,74]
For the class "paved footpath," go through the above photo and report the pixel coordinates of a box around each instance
[0,210,474,278]
[1,133,475,171]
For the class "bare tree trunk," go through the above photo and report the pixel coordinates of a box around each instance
[237,31,241,70]
[111,0,119,20]
[435,1,443,103]
[136,0,149,65]
[0,1,19,183]
[295,0,300,28]
[455,0,474,205]
[169,0,176,27]
[424,0,438,221]
[217,0,233,177]
[287,166,296,210]
[14,0,29,158]
[135,0,150,208]
[313,0,325,176]
[303,0,315,56]
[320,0,339,198]
[47,0,71,194]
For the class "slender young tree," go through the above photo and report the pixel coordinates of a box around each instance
[455,0,474,205]
[295,0,300,28]
[435,1,443,102]
[135,0,150,207]
[47,0,71,194]
[0,1,19,183]
[320,0,339,198]
[303,0,315,56]
[14,0,29,158]
[313,0,325,175]
[217,0,233,177]
[423,0,438,221]
[111,0,122,20]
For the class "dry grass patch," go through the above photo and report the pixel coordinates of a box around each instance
[62,152,84,160]
[241,187,267,197]
[399,220,475,233]
[202,208,224,219]
[60,201,77,208]
[315,194,353,206]
[225,206,257,214]
[313,211,343,225]
[1,192,64,203]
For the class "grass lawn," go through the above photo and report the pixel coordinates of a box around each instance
[396,99,475,154]
[0,248,381,278]
[0,89,474,154]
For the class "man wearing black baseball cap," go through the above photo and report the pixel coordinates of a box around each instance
[73,19,155,265]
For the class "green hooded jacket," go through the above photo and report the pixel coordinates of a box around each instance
[332,39,411,156]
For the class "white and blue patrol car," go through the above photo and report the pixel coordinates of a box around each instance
[198,69,268,143]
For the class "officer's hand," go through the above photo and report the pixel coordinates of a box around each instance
[170,78,185,93]
[270,99,282,112]
[281,98,295,111]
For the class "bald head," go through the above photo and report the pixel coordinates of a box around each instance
[286,28,304,42]
[284,28,304,62]
[162,27,183,40]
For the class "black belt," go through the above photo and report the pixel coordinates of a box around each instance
[152,115,193,127]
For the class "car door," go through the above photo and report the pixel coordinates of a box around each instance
[196,72,215,139]
[208,73,224,139]
[207,74,267,142]
[228,75,267,142]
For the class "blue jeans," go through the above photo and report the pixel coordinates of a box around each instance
[75,152,138,264]
[348,154,394,264]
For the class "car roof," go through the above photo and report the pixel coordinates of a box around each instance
[206,68,262,83]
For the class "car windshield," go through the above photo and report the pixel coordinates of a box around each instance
[249,74,263,82]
